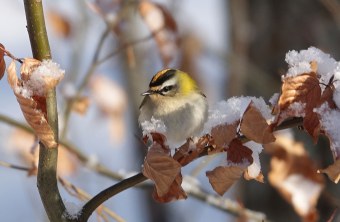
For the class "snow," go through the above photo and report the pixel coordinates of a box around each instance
[281,174,322,215]
[288,102,306,117]
[245,141,263,178]
[315,103,340,159]
[141,116,167,136]
[63,201,82,220]
[203,96,272,134]
[285,47,338,79]
[284,47,340,104]
[24,60,65,96]
[182,175,201,193]
[269,93,280,106]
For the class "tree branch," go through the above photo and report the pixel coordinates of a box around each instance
[78,118,303,221]
[23,1,69,221]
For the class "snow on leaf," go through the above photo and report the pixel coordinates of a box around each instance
[315,104,340,160]
[142,142,181,197]
[7,60,57,148]
[244,170,264,183]
[241,102,275,144]
[265,133,324,220]
[318,159,340,183]
[244,141,264,180]
[0,43,5,80]
[206,166,246,196]
[152,173,187,202]
[210,121,238,151]
[227,139,253,165]
[272,72,321,142]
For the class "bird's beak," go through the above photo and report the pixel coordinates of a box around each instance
[141,89,153,96]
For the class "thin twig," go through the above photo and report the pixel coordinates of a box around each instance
[0,160,32,172]
[0,45,23,63]
[60,27,111,138]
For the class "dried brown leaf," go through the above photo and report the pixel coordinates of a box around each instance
[7,60,18,89]
[139,1,177,32]
[318,159,340,183]
[211,121,239,151]
[244,170,264,183]
[319,79,336,109]
[0,43,5,81]
[153,173,187,202]
[227,139,253,165]
[241,102,275,144]
[272,72,322,141]
[138,1,178,66]
[206,166,246,196]
[143,142,181,197]
[266,134,324,220]
[7,61,56,148]
[90,75,127,115]
[47,10,71,38]
[20,58,41,81]
[8,129,78,176]
[72,96,90,115]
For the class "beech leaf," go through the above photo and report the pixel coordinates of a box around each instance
[227,139,253,164]
[206,166,246,196]
[143,142,181,197]
[0,43,5,81]
[7,60,56,148]
[241,102,275,144]
[266,134,324,220]
[138,1,178,66]
[318,159,340,183]
[211,121,239,150]
[272,72,322,142]
[152,173,187,202]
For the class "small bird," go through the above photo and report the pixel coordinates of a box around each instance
[139,69,208,145]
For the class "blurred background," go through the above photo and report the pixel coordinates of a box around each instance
[1,0,340,221]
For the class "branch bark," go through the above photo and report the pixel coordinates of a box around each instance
[23,1,69,221]
[78,117,303,221]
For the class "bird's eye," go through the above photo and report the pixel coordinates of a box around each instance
[162,85,173,92]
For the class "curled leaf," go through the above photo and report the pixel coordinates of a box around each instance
[272,72,322,142]
[142,142,181,197]
[206,166,246,196]
[7,60,57,148]
[0,43,5,80]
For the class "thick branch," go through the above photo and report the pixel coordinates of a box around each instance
[23,1,68,221]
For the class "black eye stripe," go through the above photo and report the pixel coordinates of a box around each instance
[162,85,174,92]
[149,69,176,87]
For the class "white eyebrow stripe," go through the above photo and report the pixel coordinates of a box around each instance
[161,77,177,89]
